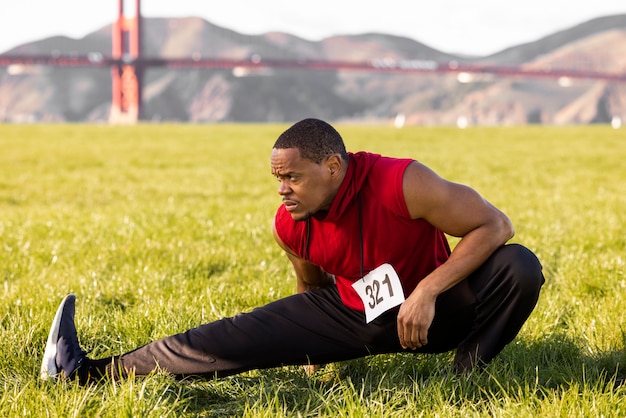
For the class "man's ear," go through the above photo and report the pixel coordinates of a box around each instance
[325,154,342,177]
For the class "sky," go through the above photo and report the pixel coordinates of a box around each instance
[1,0,625,56]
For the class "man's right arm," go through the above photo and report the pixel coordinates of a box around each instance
[273,221,333,375]
[272,222,334,293]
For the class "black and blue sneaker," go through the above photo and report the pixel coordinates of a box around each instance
[40,294,87,381]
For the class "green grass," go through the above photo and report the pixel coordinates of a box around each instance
[0,123,624,417]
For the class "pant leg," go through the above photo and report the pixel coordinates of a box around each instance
[111,286,399,379]
[109,276,480,380]
[92,244,539,380]
[94,275,480,381]
[453,243,544,371]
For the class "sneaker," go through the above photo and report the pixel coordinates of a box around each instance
[40,294,87,381]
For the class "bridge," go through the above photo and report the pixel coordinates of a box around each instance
[1,0,625,123]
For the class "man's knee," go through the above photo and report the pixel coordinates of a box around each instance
[498,243,545,298]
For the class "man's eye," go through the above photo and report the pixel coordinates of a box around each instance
[275,174,298,182]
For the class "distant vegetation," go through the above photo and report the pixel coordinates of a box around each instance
[0,124,624,416]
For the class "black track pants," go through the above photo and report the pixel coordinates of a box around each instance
[104,244,544,379]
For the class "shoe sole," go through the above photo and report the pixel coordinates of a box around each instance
[40,294,76,380]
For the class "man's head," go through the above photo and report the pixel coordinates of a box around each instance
[271,118,349,221]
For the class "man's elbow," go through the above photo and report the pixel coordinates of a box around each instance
[498,214,515,243]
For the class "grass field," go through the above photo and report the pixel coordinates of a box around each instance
[0,123,624,417]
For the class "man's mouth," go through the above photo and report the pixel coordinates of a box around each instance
[282,199,298,211]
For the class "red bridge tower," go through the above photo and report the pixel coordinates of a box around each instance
[109,0,142,123]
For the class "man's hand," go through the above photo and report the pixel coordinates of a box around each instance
[302,364,322,376]
[396,286,437,350]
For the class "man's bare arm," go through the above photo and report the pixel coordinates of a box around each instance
[272,222,334,293]
[397,161,514,350]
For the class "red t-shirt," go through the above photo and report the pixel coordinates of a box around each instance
[274,151,451,311]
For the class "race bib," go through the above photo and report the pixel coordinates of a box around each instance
[352,263,405,323]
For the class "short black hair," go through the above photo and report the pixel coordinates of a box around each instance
[273,118,348,164]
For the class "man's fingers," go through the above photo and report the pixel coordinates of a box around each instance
[397,322,410,349]
[398,324,421,349]
[399,332,409,349]
[401,327,420,350]
[402,326,428,350]
[397,308,430,349]
[418,328,428,346]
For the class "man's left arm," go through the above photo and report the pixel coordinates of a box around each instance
[396,161,514,350]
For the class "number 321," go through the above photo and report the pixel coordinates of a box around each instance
[364,274,394,309]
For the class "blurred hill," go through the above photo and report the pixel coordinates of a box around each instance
[1,14,625,125]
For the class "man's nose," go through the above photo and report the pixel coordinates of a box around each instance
[277,181,291,195]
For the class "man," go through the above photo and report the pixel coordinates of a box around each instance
[41,118,544,384]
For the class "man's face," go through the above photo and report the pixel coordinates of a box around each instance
[270,148,335,221]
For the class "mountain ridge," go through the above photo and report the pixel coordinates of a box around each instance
[1,14,625,124]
